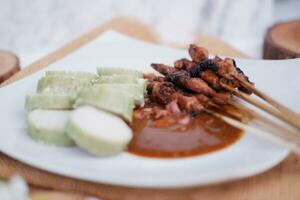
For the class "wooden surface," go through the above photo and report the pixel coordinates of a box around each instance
[0,50,20,83]
[264,19,300,59]
[1,17,300,200]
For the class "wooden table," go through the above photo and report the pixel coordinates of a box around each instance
[1,17,300,200]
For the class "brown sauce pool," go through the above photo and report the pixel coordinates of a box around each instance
[128,109,243,158]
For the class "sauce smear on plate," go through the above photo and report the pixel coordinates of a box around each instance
[128,106,243,158]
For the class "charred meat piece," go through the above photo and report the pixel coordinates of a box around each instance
[238,86,252,95]
[217,58,252,86]
[200,69,220,90]
[232,60,252,84]
[217,58,239,80]
[219,78,240,90]
[145,73,166,94]
[164,70,216,96]
[174,58,196,71]
[186,78,216,96]
[219,76,253,95]
[151,82,177,105]
[187,66,204,77]
[184,59,218,77]
[196,94,210,105]
[177,94,204,113]
[212,92,232,105]
[165,70,190,87]
[147,44,254,116]
[144,73,165,82]
[199,59,218,72]
[189,44,209,63]
[146,81,155,94]
[151,64,175,76]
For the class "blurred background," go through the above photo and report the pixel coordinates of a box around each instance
[0,0,299,65]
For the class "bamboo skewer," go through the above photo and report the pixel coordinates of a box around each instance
[233,75,300,120]
[222,85,300,130]
[209,99,300,144]
[228,101,300,143]
[205,109,300,154]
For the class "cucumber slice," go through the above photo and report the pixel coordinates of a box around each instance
[45,70,97,80]
[37,75,91,95]
[97,67,143,78]
[94,83,144,105]
[27,110,74,146]
[25,94,75,110]
[75,85,134,122]
[66,106,132,156]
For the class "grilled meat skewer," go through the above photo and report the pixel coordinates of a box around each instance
[151,64,215,96]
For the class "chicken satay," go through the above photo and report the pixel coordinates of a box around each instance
[159,69,216,96]
[150,81,231,115]
[196,94,210,104]
[217,58,253,87]
[219,76,253,94]
[232,59,251,83]
[185,78,216,96]
[212,92,233,105]
[151,81,177,105]
[174,58,196,70]
[196,57,252,94]
[196,92,232,107]
[188,44,209,63]
[177,94,204,113]
[200,69,221,90]
[187,45,251,85]
[217,58,239,80]
[143,73,165,82]
[178,58,218,78]
[149,80,204,114]
[145,73,166,94]
[151,63,175,76]
[165,70,189,86]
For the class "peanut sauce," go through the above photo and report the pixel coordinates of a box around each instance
[128,107,243,158]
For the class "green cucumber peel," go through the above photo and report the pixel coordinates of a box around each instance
[75,85,134,122]
[97,67,143,78]
[25,94,75,110]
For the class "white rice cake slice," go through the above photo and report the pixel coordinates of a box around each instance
[66,106,132,156]
[27,110,74,146]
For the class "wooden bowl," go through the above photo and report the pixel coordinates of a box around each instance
[0,50,20,83]
[263,19,300,59]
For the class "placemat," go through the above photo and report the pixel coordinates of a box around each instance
[1,17,299,200]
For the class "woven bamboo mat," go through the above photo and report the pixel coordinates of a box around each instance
[1,17,300,200]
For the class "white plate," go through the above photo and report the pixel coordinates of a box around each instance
[1,31,299,188]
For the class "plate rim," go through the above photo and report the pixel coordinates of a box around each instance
[0,31,292,188]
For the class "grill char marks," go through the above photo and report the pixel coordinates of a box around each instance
[146,44,253,117]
